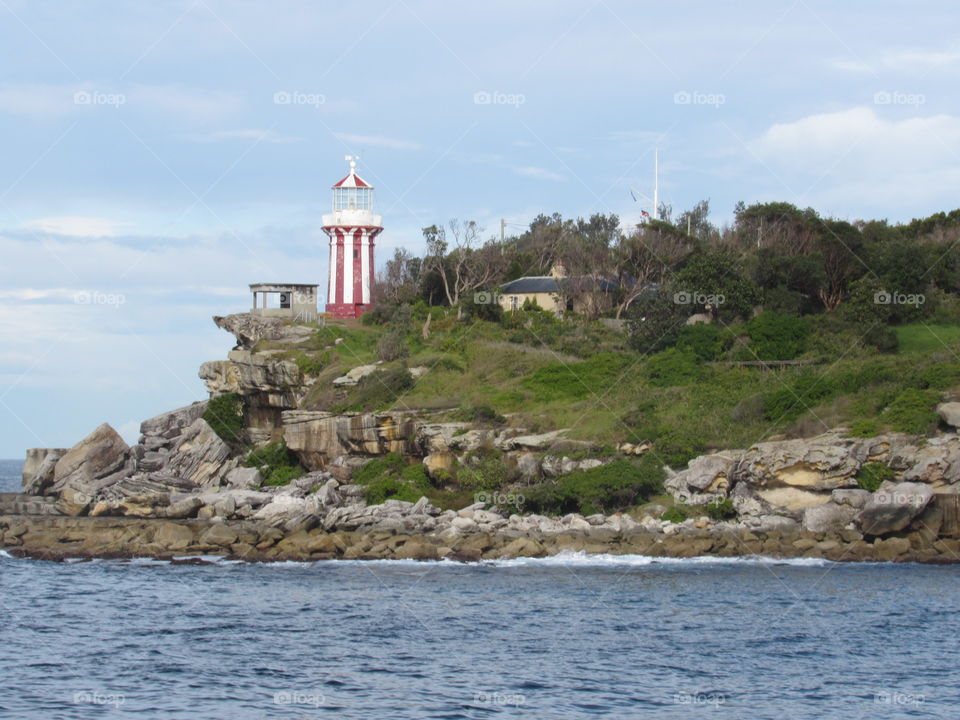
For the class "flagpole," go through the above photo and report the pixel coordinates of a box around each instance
[653,148,659,220]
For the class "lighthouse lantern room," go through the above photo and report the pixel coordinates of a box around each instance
[322,155,383,318]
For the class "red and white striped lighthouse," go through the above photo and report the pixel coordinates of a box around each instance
[322,156,383,318]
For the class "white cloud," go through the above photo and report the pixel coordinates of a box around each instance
[513,165,565,181]
[184,128,302,143]
[128,84,245,123]
[23,216,121,237]
[0,83,79,116]
[333,132,420,150]
[751,106,960,213]
[831,48,960,74]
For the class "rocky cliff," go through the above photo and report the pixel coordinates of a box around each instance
[8,313,960,563]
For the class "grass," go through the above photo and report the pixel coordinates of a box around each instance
[255,313,960,470]
[895,323,960,354]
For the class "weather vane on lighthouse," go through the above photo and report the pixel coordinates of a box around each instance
[322,155,383,318]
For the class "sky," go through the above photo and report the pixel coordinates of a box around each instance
[2,0,960,458]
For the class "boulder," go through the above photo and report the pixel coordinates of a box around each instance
[832,488,871,509]
[140,402,208,439]
[423,452,455,480]
[802,502,857,534]
[212,313,315,350]
[937,402,960,429]
[52,424,129,496]
[282,411,419,469]
[497,429,567,451]
[736,432,860,490]
[224,467,263,489]
[332,364,378,387]
[162,418,238,487]
[857,482,934,536]
[515,452,541,480]
[22,448,67,495]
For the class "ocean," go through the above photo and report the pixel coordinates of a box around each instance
[1,457,958,718]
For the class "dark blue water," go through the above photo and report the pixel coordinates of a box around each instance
[1,456,958,719]
[0,459,21,492]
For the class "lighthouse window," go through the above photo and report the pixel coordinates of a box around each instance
[353,249,359,259]
[333,187,372,211]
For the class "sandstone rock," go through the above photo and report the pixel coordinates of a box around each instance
[140,402,208,439]
[52,424,129,496]
[283,411,419,469]
[937,402,960,429]
[224,467,263,489]
[212,313,314,350]
[737,432,860,490]
[832,488,871,509]
[162,418,238,487]
[332,364,378,387]
[515,452,540,480]
[802,502,857,534]
[154,522,195,550]
[858,482,934,536]
[22,448,67,495]
[874,536,912,561]
[899,435,960,485]
[160,496,203,519]
[423,452,454,480]
[199,523,240,547]
[497,429,567,451]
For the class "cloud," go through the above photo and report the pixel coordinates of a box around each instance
[513,165,565,181]
[128,84,245,123]
[333,132,420,150]
[831,48,960,74]
[22,216,121,237]
[0,83,80,116]
[750,106,960,212]
[183,128,303,143]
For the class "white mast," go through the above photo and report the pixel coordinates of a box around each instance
[653,148,659,220]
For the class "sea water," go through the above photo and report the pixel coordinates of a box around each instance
[0,458,957,719]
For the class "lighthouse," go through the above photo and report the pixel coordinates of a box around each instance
[322,155,383,318]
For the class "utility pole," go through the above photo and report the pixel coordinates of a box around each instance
[500,218,506,255]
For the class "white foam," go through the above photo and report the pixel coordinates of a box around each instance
[485,551,834,568]
[0,549,13,559]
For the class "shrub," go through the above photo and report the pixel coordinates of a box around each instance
[704,497,737,521]
[847,418,880,438]
[763,375,837,422]
[376,328,409,362]
[882,388,939,435]
[339,366,415,412]
[453,405,506,425]
[855,462,895,492]
[862,325,899,353]
[522,353,633,401]
[455,450,513,491]
[646,348,700,387]
[676,323,728,362]
[352,452,432,504]
[520,458,664,516]
[742,312,808,361]
[203,393,245,445]
[295,353,328,376]
[661,506,689,523]
[244,441,304,487]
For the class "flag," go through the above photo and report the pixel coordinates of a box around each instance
[641,210,650,218]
